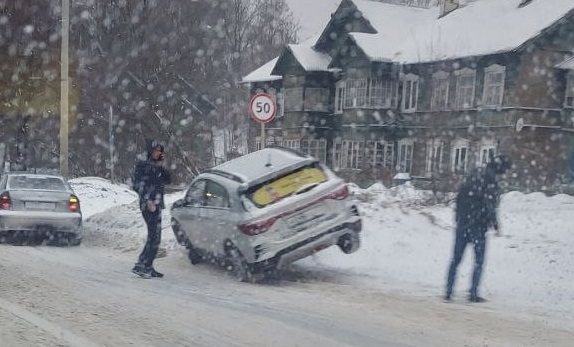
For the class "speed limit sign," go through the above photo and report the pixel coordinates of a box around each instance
[249,93,277,124]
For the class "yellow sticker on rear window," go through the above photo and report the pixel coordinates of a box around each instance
[252,167,327,207]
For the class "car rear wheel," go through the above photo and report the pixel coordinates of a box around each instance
[225,244,252,282]
[337,232,360,254]
[186,241,203,265]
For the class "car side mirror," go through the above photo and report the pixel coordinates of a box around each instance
[172,199,184,208]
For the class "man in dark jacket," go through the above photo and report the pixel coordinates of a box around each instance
[445,154,511,302]
[131,140,172,278]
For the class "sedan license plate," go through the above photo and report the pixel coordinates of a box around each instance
[26,201,55,210]
[287,206,324,231]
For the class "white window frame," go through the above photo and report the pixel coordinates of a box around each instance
[454,68,476,110]
[370,79,397,108]
[334,140,364,170]
[565,72,574,108]
[425,139,445,176]
[478,139,497,167]
[282,139,300,150]
[482,64,506,108]
[301,139,327,163]
[431,71,450,110]
[401,74,419,113]
[335,81,345,114]
[451,138,469,174]
[344,79,369,108]
[365,140,394,169]
[397,139,414,173]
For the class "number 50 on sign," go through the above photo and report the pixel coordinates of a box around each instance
[249,93,277,124]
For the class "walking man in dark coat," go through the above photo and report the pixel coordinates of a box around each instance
[132,140,172,278]
[445,154,511,302]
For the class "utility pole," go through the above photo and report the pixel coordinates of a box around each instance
[60,0,70,177]
[109,105,115,182]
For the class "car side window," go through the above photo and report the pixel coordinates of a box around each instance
[204,180,229,209]
[185,180,206,206]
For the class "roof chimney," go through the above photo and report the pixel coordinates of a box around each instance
[439,0,459,18]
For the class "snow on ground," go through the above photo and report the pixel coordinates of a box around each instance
[70,177,574,329]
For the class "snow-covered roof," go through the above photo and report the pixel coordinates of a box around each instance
[288,44,332,72]
[244,0,574,81]
[556,57,574,70]
[241,57,282,83]
[351,0,574,63]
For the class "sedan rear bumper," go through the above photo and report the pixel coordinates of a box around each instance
[0,210,82,234]
[251,219,362,273]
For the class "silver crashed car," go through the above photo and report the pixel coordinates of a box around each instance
[171,146,362,281]
[0,172,83,245]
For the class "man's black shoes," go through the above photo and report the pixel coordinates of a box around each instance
[468,295,487,303]
[150,268,164,278]
[131,265,163,279]
[132,266,152,279]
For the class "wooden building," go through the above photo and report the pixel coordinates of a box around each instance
[243,0,574,192]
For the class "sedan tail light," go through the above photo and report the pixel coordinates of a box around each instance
[0,192,11,209]
[325,184,349,200]
[238,217,277,236]
[68,195,80,212]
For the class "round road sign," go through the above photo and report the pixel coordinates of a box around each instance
[249,93,277,124]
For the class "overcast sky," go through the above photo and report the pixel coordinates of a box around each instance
[285,0,341,41]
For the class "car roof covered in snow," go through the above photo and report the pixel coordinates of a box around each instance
[207,147,317,187]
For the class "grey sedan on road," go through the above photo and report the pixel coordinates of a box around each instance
[0,172,83,245]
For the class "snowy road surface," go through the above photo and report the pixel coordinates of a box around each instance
[0,244,572,347]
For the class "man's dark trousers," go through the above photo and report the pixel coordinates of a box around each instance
[137,209,162,268]
[446,225,486,298]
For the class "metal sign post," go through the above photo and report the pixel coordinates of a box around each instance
[249,93,277,149]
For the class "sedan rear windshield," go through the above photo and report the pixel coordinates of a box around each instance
[243,163,327,209]
[8,176,67,191]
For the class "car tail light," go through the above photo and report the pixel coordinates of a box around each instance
[0,192,11,210]
[238,217,277,236]
[68,195,80,212]
[325,184,349,200]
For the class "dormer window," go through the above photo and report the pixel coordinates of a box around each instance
[482,64,506,108]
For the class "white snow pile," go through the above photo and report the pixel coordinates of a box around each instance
[71,177,574,328]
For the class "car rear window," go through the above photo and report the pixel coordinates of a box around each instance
[8,176,67,191]
[243,163,328,209]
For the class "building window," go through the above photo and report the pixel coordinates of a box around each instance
[366,140,394,169]
[402,74,419,113]
[334,140,364,170]
[431,71,449,110]
[454,68,476,110]
[478,139,497,167]
[282,139,300,150]
[304,88,329,112]
[301,139,327,163]
[566,73,574,108]
[344,79,369,108]
[335,81,345,114]
[482,64,506,108]
[397,139,413,173]
[451,139,469,174]
[370,79,397,108]
[284,87,304,111]
[425,139,445,175]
